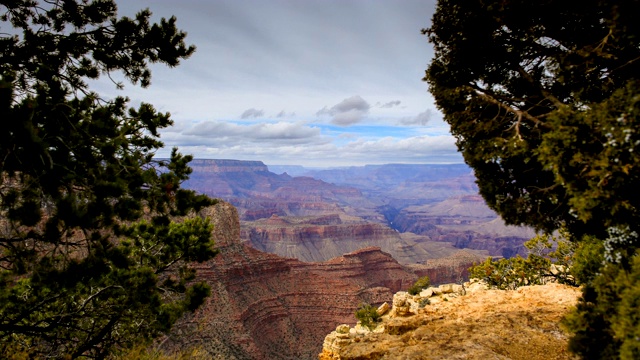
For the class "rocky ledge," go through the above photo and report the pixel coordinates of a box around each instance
[319,281,580,360]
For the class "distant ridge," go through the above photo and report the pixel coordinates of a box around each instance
[182,159,533,261]
[188,159,269,173]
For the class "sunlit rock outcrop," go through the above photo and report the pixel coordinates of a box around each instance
[319,281,580,360]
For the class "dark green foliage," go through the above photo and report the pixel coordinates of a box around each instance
[470,256,544,290]
[354,303,381,330]
[0,1,217,358]
[426,1,640,357]
[562,253,640,359]
[407,276,431,295]
[425,0,640,237]
[469,233,576,290]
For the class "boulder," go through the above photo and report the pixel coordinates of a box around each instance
[439,284,454,293]
[336,324,350,334]
[393,292,408,307]
[419,288,434,298]
[377,302,391,316]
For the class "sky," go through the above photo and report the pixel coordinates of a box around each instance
[100,0,462,167]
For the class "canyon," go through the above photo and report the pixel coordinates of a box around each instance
[183,159,534,262]
[162,202,485,359]
[171,160,537,359]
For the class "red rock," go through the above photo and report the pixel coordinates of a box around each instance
[163,202,482,360]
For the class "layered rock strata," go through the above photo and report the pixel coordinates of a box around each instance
[240,210,508,263]
[392,195,535,257]
[182,160,534,262]
[163,202,418,360]
[240,214,487,264]
[183,159,380,220]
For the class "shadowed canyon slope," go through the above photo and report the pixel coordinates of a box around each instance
[163,202,484,360]
[183,160,534,261]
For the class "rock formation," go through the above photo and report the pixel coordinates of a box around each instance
[182,160,535,262]
[161,201,486,359]
[391,195,535,257]
[183,159,380,221]
[319,281,581,360]
[240,214,487,264]
[161,202,415,359]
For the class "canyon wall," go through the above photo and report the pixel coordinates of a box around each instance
[163,202,415,359]
[240,214,488,264]
[182,160,534,261]
[163,202,484,359]
[391,195,535,257]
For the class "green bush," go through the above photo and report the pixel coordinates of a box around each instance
[408,276,431,295]
[469,255,547,290]
[561,240,640,359]
[469,233,577,290]
[354,303,381,330]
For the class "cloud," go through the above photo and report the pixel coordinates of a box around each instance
[241,108,265,119]
[344,135,454,153]
[335,135,459,164]
[160,119,461,166]
[175,120,322,145]
[331,95,370,113]
[399,109,433,126]
[331,109,367,126]
[275,110,296,118]
[379,100,402,108]
[317,95,371,126]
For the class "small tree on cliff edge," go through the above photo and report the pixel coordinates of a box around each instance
[425,0,640,358]
[0,1,217,357]
[355,303,381,330]
[407,276,431,295]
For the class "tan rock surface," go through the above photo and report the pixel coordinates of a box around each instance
[320,283,580,360]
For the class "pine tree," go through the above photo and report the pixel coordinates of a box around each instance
[0,1,217,357]
[425,0,640,357]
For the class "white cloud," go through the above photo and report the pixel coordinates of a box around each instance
[159,119,461,166]
[168,120,324,148]
[111,1,452,166]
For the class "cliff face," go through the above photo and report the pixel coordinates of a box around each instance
[240,214,488,265]
[183,159,288,199]
[164,202,420,360]
[183,160,381,221]
[182,160,534,262]
[391,195,535,257]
